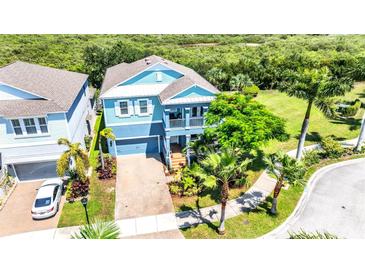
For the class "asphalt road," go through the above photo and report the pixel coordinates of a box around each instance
[271,159,365,239]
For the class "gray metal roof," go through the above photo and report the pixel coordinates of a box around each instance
[0,61,88,117]
[101,55,219,103]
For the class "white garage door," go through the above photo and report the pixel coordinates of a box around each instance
[14,161,58,182]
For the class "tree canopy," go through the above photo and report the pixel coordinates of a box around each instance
[201,92,288,152]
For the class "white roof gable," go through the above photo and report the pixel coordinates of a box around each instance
[100,83,169,99]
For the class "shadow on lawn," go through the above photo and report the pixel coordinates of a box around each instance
[330,116,362,131]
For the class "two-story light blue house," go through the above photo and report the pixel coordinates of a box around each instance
[100,55,219,169]
[0,61,94,181]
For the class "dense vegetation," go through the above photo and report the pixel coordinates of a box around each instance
[1,34,365,90]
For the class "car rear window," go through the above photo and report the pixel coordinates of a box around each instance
[35,197,52,208]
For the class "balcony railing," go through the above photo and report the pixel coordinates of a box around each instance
[170,118,185,128]
[190,117,204,127]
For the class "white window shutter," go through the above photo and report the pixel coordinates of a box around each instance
[128,100,134,116]
[114,101,121,117]
[135,100,140,115]
[148,99,153,115]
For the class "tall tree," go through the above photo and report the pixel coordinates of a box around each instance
[264,151,306,214]
[83,40,146,88]
[279,67,353,159]
[99,128,116,170]
[229,73,253,91]
[205,67,229,90]
[190,148,251,235]
[203,92,288,152]
[57,138,90,182]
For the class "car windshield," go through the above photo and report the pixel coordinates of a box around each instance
[35,197,52,208]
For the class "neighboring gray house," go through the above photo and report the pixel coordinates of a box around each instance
[0,61,94,182]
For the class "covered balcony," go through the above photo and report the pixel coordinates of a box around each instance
[163,105,208,130]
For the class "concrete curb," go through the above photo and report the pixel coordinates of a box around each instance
[259,157,365,239]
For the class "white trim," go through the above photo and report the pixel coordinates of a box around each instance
[0,140,58,149]
[105,120,163,127]
[163,84,217,102]
[10,116,49,137]
[115,99,131,118]
[136,98,149,116]
[111,62,185,89]
[0,81,49,100]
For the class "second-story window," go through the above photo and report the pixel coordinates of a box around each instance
[38,117,48,133]
[11,119,23,135]
[119,101,129,115]
[23,118,37,134]
[139,100,148,114]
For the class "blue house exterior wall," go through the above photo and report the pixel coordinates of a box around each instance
[103,96,164,125]
[172,85,215,99]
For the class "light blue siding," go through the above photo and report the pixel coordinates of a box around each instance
[104,96,164,125]
[172,85,216,99]
[0,84,40,100]
[110,123,164,139]
[0,113,68,145]
[116,137,159,155]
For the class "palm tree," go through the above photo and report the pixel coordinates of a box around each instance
[279,67,353,159]
[355,111,365,151]
[57,138,90,182]
[229,73,253,91]
[190,147,251,235]
[99,128,116,170]
[72,219,120,239]
[264,151,306,214]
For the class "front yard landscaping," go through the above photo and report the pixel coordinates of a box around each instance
[58,113,116,228]
[181,152,365,239]
[256,82,365,153]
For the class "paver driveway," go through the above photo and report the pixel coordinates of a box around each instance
[115,154,175,220]
[271,159,365,239]
[0,181,65,237]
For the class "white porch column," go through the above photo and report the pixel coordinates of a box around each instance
[165,136,171,169]
[185,107,190,128]
[186,134,191,167]
[164,108,170,130]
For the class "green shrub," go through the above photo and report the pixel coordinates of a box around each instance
[84,135,93,151]
[242,84,260,97]
[340,99,361,117]
[168,167,200,197]
[303,149,321,167]
[320,136,344,159]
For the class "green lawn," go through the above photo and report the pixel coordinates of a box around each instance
[172,83,365,212]
[57,113,115,228]
[256,82,365,154]
[181,153,365,239]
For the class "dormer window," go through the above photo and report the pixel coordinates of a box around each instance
[156,71,163,82]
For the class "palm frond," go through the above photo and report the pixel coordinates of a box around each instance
[72,219,120,239]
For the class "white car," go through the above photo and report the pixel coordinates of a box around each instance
[31,178,63,220]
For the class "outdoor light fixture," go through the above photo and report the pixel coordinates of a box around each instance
[81,197,90,224]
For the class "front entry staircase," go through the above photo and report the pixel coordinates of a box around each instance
[170,144,186,170]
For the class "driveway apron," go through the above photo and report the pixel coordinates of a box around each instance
[115,154,175,220]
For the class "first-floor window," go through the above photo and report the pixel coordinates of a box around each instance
[38,117,48,133]
[139,100,148,114]
[119,101,129,115]
[11,119,23,135]
[23,118,37,134]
